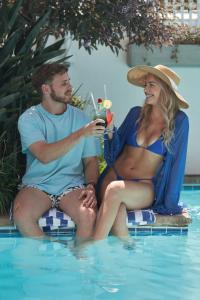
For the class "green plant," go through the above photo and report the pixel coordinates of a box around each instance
[0,136,20,214]
[173,25,200,45]
[4,0,178,53]
[167,25,200,63]
[98,153,107,174]
[0,1,71,214]
[71,94,87,110]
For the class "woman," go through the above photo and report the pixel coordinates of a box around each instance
[93,64,189,241]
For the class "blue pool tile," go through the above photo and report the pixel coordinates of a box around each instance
[0,225,188,238]
[182,184,200,190]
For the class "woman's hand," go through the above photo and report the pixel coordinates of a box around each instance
[107,112,114,131]
[106,112,114,140]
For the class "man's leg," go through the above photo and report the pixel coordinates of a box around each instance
[59,188,96,244]
[13,187,52,238]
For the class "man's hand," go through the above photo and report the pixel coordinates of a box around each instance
[83,119,105,137]
[78,184,97,208]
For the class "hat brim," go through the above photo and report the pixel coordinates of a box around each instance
[174,91,189,109]
[127,65,189,109]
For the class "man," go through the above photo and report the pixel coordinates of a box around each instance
[13,63,104,243]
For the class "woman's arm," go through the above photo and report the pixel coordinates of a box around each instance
[153,111,189,215]
[104,106,141,166]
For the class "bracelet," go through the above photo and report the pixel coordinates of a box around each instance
[86,181,96,188]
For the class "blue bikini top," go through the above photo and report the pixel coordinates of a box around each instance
[126,128,167,156]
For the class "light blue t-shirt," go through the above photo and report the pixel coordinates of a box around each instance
[18,104,101,195]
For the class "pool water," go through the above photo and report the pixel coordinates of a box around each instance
[0,190,200,300]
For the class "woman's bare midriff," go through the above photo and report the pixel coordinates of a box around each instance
[106,145,163,182]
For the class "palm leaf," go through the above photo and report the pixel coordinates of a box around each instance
[0,29,22,61]
[0,55,10,69]
[30,49,67,66]
[18,9,51,55]
[43,39,65,52]
[0,75,24,95]
[50,56,72,65]
[0,109,6,121]
[0,0,23,39]
[0,93,20,109]
[7,0,23,33]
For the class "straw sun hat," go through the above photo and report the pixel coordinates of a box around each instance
[127,64,189,109]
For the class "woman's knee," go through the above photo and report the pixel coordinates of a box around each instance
[104,181,124,204]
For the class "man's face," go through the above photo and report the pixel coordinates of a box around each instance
[49,72,72,104]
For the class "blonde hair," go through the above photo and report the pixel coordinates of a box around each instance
[137,74,179,149]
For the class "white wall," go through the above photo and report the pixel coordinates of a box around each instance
[67,41,200,175]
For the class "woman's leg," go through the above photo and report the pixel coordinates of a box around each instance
[111,203,129,238]
[93,180,154,241]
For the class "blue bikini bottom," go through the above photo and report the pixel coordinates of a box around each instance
[112,165,153,182]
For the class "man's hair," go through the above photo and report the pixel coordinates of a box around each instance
[32,63,68,93]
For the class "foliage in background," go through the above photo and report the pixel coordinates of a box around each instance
[71,94,87,110]
[173,25,200,44]
[0,0,71,214]
[3,0,180,54]
[0,132,20,213]
[3,1,200,50]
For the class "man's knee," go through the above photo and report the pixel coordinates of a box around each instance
[13,199,37,226]
[78,208,96,227]
[13,201,27,224]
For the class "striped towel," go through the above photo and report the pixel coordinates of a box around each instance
[39,208,156,229]
[39,208,75,229]
[127,209,156,226]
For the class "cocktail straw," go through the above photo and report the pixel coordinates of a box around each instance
[104,84,107,99]
[90,92,97,111]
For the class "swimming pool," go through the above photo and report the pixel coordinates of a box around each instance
[0,189,200,300]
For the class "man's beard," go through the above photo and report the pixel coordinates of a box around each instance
[50,87,71,104]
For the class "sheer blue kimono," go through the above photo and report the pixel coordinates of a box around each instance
[99,106,189,215]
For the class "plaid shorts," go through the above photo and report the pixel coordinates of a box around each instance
[18,184,86,208]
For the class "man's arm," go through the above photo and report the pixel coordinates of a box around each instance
[29,120,104,164]
[78,156,99,208]
[83,156,99,186]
